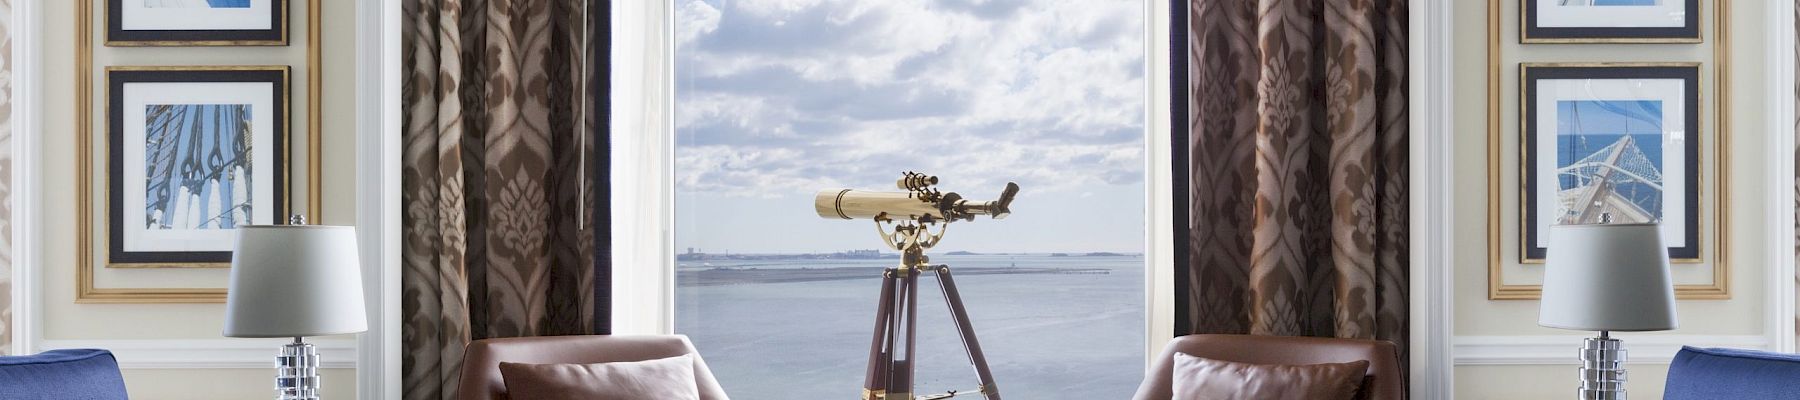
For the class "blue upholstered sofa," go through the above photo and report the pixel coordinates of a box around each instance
[1665,346,1800,399]
[0,349,129,400]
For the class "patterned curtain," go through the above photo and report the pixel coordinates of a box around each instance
[400,0,608,398]
[1172,0,1410,361]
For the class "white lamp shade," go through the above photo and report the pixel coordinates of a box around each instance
[1538,223,1677,332]
[223,225,368,338]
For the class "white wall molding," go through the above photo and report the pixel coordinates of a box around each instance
[39,339,356,369]
[354,0,402,397]
[610,0,675,335]
[1766,0,1798,355]
[1455,335,1768,365]
[1409,0,1455,397]
[10,0,41,356]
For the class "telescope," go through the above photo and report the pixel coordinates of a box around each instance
[815,171,1020,223]
[817,172,1016,400]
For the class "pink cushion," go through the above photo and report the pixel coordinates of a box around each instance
[498,354,701,400]
[1171,353,1366,400]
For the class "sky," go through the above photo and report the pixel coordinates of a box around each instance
[674,0,1146,254]
[1556,100,1663,136]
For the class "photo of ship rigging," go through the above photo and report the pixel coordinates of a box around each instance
[1552,100,1665,225]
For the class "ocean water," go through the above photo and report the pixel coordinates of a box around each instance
[676,254,1146,399]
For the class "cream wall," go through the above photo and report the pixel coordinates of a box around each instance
[34,0,359,398]
[1452,0,1771,398]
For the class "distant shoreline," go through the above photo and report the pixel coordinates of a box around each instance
[675,251,1143,262]
[679,266,1111,287]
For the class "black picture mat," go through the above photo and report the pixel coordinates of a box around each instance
[106,0,288,45]
[1169,0,1191,336]
[1522,0,1700,42]
[107,68,289,264]
[1520,65,1700,262]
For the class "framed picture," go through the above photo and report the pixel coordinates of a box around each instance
[106,66,290,267]
[1521,0,1700,43]
[1520,63,1700,265]
[106,0,288,46]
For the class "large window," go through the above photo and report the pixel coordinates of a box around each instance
[674,0,1146,397]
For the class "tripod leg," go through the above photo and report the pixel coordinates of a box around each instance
[934,267,1001,400]
[864,270,899,400]
[886,269,920,400]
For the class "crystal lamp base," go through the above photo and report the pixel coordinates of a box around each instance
[277,338,322,400]
[1578,333,1627,400]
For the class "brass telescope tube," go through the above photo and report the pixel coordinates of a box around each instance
[815,189,949,221]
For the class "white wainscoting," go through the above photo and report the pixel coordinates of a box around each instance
[1454,335,1768,365]
[37,339,357,369]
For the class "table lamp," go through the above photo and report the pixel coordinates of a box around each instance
[1538,223,1677,400]
[224,220,367,400]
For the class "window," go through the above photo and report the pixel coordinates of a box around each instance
[674,1,1146,397]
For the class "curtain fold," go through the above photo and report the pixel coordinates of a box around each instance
[401,0,606,398]
[1176,0,1409,362]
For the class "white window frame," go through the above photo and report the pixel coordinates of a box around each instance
[619,0,1173,365]
[609,1,1458,397]
[614,0,1174,362]
[610,0,677,335]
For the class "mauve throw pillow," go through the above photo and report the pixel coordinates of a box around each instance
[498,354,701,400]
[1171,353,1368,400]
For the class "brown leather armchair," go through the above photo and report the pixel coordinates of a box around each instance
[1132,334,1404,400]
[457,335,730,400]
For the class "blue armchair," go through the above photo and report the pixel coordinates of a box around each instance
[0,349,129,400]
[1665,346,1800,399]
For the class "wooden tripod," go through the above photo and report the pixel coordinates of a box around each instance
[861,221,1000,400]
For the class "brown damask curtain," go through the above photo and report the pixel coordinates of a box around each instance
[1173,0,1410,361]
[400,0,607,398]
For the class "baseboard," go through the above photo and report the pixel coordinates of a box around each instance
[37,339,357,369]
[1455,334,1768,365]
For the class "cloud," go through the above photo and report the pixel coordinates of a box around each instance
[676,1,723,46]
[674,0,1144,198]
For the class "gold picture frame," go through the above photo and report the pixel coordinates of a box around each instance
[75,0,324,303]
[1486,0,1730,300]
